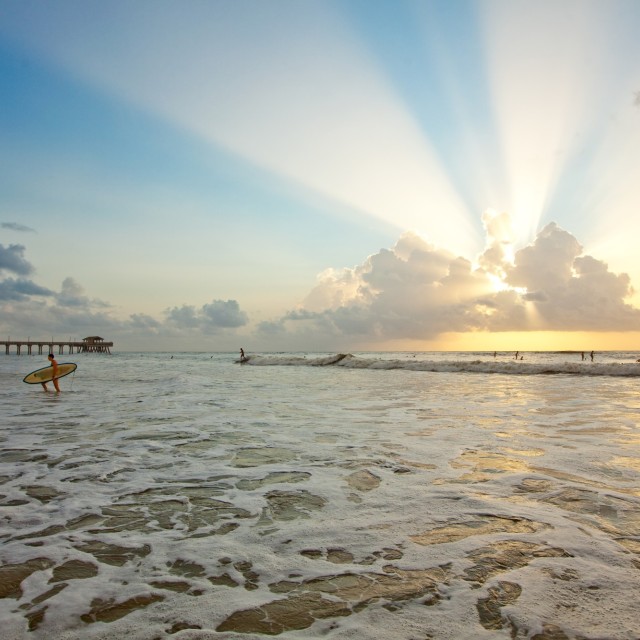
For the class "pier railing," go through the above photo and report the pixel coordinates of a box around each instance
[1,340,113,355]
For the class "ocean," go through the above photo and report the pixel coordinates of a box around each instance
[1,351,639,639]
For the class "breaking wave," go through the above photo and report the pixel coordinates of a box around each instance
[243,353,640,376]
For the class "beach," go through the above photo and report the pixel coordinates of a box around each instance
[1,351,639,639]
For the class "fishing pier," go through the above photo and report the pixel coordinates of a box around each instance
[1,336,113,355]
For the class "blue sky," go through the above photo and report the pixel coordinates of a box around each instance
[1,0,640,352]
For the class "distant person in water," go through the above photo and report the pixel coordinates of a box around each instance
[581,352,585,361]
[42,353,60,392]
[590,351,594,362]
[515,351,519,360]
[240,348,246,361]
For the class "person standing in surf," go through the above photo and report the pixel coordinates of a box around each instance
[42,353,61,392]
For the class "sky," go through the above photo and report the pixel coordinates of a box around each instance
[1,0,640,353]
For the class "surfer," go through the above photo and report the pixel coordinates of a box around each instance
[42,353,61,392]
[240,347,247,363]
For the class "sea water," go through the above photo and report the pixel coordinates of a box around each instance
[0,351,639,639]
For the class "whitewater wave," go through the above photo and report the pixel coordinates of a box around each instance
[243,353,640,376]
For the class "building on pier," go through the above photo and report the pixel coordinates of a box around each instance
[79,336,112,353]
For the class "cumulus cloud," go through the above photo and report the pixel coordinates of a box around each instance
[128,313,163,331]
[0,278,53,301]
[56,277,111,309]
[0,243,34,276]
[0,239,249,346]
[2,222,36,233]
[506,222,582,291]
[2,214,638,350]
[262,213,640,346]
[1,291,250,349]
[477,209,515,278]
[165,299,248,331]
[502,224,638,330]
[201,299,249,328]
[0,244,52,302]
[290,231,494,341]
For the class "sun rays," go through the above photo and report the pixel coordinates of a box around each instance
[2,0,638,265]
[2,1,640,350]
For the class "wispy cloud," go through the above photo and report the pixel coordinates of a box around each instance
[2,222,36,233]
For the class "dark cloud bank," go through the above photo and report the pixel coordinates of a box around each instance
[2,212,639,350]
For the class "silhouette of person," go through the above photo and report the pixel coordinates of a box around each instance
[590,351,594,362]
[240,348,246,361]
[42,353,60,392]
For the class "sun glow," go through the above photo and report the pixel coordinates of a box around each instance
[394,331,640,353]
[487,273,509,293]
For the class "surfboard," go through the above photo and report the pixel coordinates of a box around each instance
[234,356,251,364]
[23,363,77,384]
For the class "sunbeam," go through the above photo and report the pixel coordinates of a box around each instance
[480,0,609,244]
[0,0,478,257]
[2,0,640,350]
